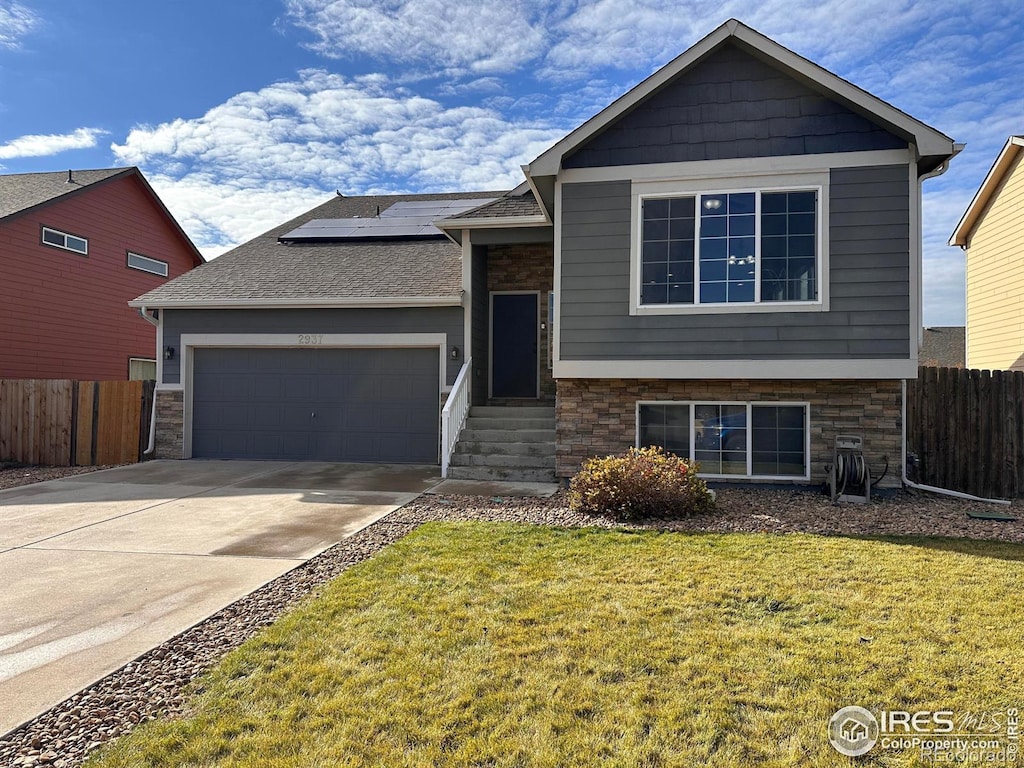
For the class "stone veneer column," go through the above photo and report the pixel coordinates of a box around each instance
[555,378,903,486]
[153,389,184,459]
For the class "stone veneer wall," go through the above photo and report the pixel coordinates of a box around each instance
[153,389,184,459]
[556,378,902,486]
[487,244,555,400]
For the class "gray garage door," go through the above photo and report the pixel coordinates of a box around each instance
[192,347,439,463]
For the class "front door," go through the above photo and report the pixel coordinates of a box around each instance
[490,292,538,398]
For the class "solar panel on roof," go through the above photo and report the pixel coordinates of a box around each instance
[278,198,497,242]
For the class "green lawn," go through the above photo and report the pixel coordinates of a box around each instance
[88,524,1024,767]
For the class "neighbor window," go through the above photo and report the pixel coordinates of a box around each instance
[128,358,157,381]
[640,190,817,306]
[638,402,808,479]
[41,226,88,255]
[127,251,169,277]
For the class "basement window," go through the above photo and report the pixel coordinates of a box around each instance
[127,251,169,277]
[637,401,810,480]
[41,226,88,255]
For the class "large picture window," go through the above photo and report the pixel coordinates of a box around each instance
[638,401,809,479]
[640,189,817,307]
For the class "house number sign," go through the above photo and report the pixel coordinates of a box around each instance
[298,334,324,345]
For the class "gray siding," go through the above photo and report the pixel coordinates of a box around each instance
[162,306,463,385]
[564,43,905,169]
[559,165,910,360]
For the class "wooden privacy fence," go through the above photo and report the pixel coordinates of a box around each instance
[0,379,155,466]
[907,366,1024,499]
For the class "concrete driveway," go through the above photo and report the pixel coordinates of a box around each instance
[0,460,439,736]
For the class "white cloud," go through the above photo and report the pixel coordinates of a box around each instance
[282,0,554,75]
[0,127,106,159]
[112,70,567,254]
[0,1,37,49]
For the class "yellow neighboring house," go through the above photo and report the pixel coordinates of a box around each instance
[950,135,1024,371]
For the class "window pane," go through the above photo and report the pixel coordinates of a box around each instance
[694,404,746,475]
[644,198,669,218]
[729,214,755,236]
[643,262,668,284]
[67,236,87,252]
[700,215,727,237]
[639,405,690,457]
[701,258,727,281]
[700,282,727,303]
[670,197,695,218]
[42,229,63,246]
[668,283,694,304]
[729,193,755,214]
[642,197,696,306]
[641,284,668,304]
[749,405,806,476]
[759,192,817,304]
[670,218,695,239]
[643,219,669,240]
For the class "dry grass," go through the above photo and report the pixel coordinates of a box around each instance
[87,523,1024,767]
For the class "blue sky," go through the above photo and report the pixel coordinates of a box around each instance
[1,0,1021,326]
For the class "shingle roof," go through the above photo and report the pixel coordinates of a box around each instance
[133,190,506,306]
[0,168,129,221]
[920,327,966,368]
[443,191,544,220]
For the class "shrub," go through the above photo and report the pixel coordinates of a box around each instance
[568,446,715,521]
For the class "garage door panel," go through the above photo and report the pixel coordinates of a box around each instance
[192,347,439,463]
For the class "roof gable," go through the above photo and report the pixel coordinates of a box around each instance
[0,167,204,266]
[949,136,1024,246]
[528,19,955,177]
[132,190,505,308]
[0,168,128,221]
[563,42,906,169]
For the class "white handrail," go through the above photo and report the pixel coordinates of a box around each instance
[441,357,472,477]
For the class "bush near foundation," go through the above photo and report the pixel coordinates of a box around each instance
[568,446,715,521]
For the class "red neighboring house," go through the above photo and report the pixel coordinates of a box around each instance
[0,168,204,380]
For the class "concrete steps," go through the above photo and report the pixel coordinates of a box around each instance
[447,406,557,483]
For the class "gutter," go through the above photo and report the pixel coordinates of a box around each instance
[138,306,159,457]
[127,295,463,310]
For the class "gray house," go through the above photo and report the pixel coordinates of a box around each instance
[132,19,958,486]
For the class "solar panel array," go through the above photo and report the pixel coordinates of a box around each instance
[279,198,496,242]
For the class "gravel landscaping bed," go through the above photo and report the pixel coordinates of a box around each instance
[0,486,1020,767]
[0,465,118,492]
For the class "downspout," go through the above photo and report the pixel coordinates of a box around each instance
[139,307,159,457]
[901,381,1010,505]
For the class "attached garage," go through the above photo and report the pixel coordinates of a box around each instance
[190,346,440,463]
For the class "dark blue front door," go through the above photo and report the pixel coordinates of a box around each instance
[491,293,538,398]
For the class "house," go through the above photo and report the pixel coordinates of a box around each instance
[950,136,1024,371]
[0,167,203,381]
[919,326,965,368]
[132,19,958,487]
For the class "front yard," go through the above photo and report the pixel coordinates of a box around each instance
[87,521,1023,767]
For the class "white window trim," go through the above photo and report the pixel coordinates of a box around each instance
[127,251,169,277]
[41,226,88,255]
[635,400,811,481]
[629,171,830,316]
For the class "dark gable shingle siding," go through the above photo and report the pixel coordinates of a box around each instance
[563,42,906,168]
